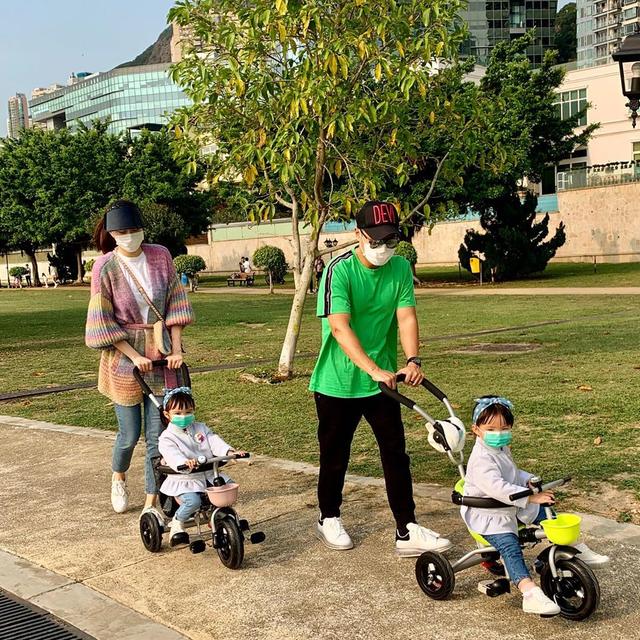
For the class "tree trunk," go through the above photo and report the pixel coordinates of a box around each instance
[24,246,41,287]
[277,246,316,378]
[290,207,301,290]
[76,248,84,284]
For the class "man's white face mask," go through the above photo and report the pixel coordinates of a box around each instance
[362,243,396,266]
[114,230,144,253]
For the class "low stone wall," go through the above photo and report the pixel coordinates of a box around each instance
[187,182,640,270]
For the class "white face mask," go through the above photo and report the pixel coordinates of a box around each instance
[114,230,144,253]
[363,243,396,266]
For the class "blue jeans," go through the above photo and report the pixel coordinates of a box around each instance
[175,492,202,522]
[112,395,163,495]
[483,506,550,586]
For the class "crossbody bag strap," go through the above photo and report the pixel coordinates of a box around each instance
[115,252,165,323]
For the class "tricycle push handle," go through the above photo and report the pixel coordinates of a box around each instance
[132,359,192,397]
[377,373,417,410]
[378,374,448,405]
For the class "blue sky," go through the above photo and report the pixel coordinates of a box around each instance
[3,0,574,137]
[1,0,175,136]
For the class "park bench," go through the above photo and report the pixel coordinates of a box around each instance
[227,273,255,287]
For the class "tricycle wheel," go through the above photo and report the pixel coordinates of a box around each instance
[540,557,600,621]
[215,516,244,569]
[415,552,455,600]
[140,513,163,552]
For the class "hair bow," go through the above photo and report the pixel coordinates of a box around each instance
[472,396,514,425]
[162,386,192,409]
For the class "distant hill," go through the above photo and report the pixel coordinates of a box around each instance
[116,25,173,69]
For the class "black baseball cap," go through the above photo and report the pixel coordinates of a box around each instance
[356,200,400,241]
[105,201,143,232]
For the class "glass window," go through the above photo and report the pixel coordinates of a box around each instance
[554,89,588,127]
[633,142,640,163]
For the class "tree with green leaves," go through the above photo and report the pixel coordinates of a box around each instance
[122,129,214,240]
[169,0,474,377]
[0,128,64,286]
[454,33,595,280]
[253,245,288,294]
[459,33,596,206]
[53,122,126,282]
[459,192,566,281]
[555,3,577,64]
[140,202,188,257]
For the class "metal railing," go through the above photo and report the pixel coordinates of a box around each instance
[557,161,640,191]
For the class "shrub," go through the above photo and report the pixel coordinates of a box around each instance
[396,241,418,266]
[173,254,206,277]
[9,266,28,278]
[253,245,287,285]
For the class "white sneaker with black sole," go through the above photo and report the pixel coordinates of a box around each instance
[395,523,452,557]
[522,587,561,616]
[111,478,129,513]
[315,517,354,550]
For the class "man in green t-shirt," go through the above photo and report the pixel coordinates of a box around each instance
[309,201,452,556]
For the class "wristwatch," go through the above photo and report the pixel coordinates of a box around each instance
[407,356,422,368]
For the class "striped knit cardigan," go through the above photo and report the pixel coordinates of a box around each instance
[85,244,194,406]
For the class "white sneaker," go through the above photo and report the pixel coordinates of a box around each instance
[573,542,610,567]
[315,517,354,550]
[395,523,452,557]
[111,478,129,513]
[169,518,189,547]
[522,586,561,616]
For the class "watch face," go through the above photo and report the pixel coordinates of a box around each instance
[409,357,422,366]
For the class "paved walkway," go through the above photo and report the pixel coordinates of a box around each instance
[1,415,639,640]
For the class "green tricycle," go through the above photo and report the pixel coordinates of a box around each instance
[379,375,600,621]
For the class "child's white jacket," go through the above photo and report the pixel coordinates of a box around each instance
[158,422,232,496]
[461,438,538,535]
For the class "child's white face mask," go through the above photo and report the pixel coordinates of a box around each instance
[363,244,395,266]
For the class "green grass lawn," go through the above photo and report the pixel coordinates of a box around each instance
[1,288,639,522]
[199,260,640,289]
[416,260,640,287]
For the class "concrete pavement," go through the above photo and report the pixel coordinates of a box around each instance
[1,415,639,640]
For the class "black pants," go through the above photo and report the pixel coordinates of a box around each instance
[315,391,416,529]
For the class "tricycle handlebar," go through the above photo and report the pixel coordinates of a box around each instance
[509,476,572,502]
[162,453,250,474]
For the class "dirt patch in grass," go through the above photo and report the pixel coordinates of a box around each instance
[451,342,542,354]
[566,481,640,525]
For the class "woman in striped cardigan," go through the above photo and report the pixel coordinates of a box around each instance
[85,200,194,518]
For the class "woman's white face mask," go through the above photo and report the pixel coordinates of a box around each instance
[363,243,396,266]
[114,230,144,253]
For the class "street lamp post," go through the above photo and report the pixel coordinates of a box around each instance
[612,28,640,129]
[323,238,338,260]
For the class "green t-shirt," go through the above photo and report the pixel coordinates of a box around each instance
[309,248,416,398]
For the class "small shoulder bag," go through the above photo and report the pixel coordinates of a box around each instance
[115,252,171,355]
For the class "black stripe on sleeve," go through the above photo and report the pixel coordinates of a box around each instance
[320,250,353,317]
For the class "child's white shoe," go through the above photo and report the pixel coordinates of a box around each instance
[111,478,129,513]
[573,542,609,567]
[395,523,452,557]
[522,587,560,616]
[169,519,189,547]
